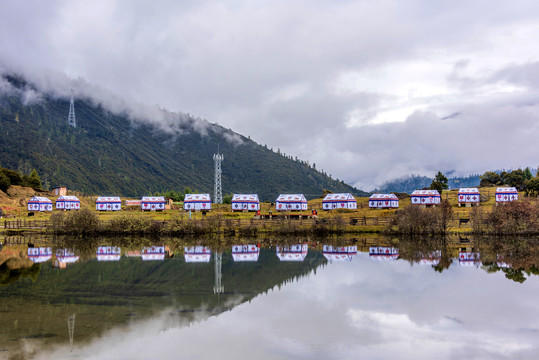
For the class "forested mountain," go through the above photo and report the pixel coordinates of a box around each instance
[376,173,482,194]
[0,74,367,201]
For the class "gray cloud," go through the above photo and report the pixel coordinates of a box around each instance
[1,0,539,188]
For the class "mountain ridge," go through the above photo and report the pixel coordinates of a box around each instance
[0,73,368,201]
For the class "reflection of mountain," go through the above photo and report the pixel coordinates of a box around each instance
[0,248,326,350]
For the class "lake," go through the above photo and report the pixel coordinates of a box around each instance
[1,236,539,359]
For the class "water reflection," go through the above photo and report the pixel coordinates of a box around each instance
[2,235,539,359]
[418,250,441,265]
[369,246,399,261]
[322,245,357,262]
[27,246,52,263]
[141,245,168,261]
[53,248,79,268]
[459,251,481,267]
[184,246,211,262]
[232,244,260,262]
[96,246,121,261]
[276,244,308,261]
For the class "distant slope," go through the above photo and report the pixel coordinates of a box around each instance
[0,74,367,201]
[376,174,481,193]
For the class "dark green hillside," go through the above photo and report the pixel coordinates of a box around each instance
[0,74,367,200]
[0,248,326,346]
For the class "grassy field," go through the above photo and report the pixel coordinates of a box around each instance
[0,186,534,234]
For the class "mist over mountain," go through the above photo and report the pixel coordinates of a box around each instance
[0,74,366,201]
[376,173,482,194]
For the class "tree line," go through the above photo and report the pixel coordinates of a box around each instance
[0,166,42,193]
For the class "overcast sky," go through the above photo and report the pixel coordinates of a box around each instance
[1,0,538,190]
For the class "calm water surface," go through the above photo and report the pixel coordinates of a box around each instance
[1,237,539,359]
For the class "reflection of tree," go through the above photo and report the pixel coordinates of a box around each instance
[502,268,526,283]
[393,236,453,272]
[476,237,539,283]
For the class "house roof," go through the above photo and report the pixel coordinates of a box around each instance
[184,194,211,202]
[496,187,518,193]
[276,194,307,202]
[96,196,121,202]
[323,193,356,201]
[232,194,260,202]
[369,194,398,200]
[56,195,79,201]
[411,190,440,196]
[28,196,52,203]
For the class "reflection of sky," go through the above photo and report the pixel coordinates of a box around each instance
[34,253,539,359]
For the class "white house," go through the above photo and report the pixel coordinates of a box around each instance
[231,194,260,211]
[183,194,212,211]
[369,194,399,209]
[495,187,518,203]
[27,196,53,212]
[418,250,442,265]
[56,195,80,210]
[410,190,441,206]
[322,193,357,210]
[322,245,357,262]
[184,246,212,262]
[96,196,122,211]
[369,246,399,261]
[142,245,166,261]
[458,188,480,206]
[275,194,308,211]
[231,244,260,262]
[276,244,308,261]
[141,196,166,211]
[27,247,52,263]
[96,246,122,261]
[459,252,481,267]
[55,249,79,265]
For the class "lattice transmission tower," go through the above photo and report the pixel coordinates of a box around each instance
[68,90,76,128]
[213,252,224,294]
[213,152,224,204]
[67,313,76,350]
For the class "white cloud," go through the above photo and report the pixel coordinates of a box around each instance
[1,0,539,188]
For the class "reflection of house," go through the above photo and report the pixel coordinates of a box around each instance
[369,246,399,261]
[368,194,399,209]
[275,194,308,211]
[141,245,168,261]
[231,194,260,211]
[183,194,212,211]
[96,246,121,261]
[27,196,53,212]
[495,187,518,204]
[56,195,81,210]
[458,251,481,267]
[141,196,166,211]
[322,193,357,210]
[96,197,122,211]
[184,246,211,262]
[231,244,260,262]
[458,188,480,207]
[54,248,79,268]
[410,190,440,206]
[27,247,52,263]
[276,244,308,261]
[322,245,357,262]
[418,250,442,265]
[496,254,510,268]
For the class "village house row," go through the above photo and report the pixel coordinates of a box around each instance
[26,187,519,212]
